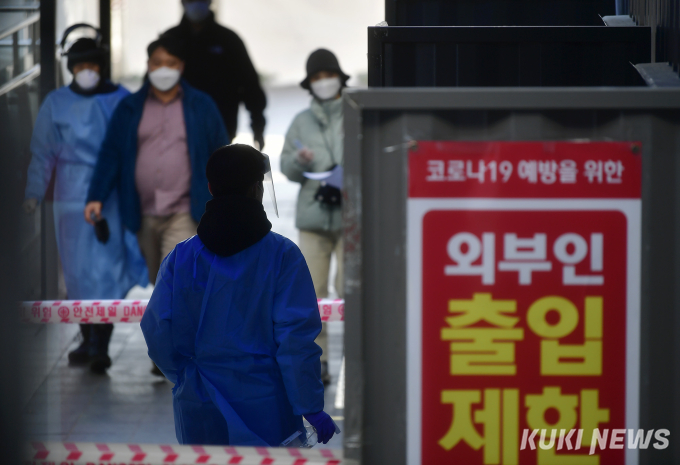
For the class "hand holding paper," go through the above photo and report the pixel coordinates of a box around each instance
[294,139,314,165]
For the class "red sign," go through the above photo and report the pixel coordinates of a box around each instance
[409,141,641,199]
[407,141,641,465]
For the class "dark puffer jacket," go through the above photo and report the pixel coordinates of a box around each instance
[163,12,267,142]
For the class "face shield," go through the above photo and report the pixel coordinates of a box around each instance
[262,154,279,217]
[60,23,103,58]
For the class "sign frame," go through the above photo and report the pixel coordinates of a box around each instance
[341,87,680,465]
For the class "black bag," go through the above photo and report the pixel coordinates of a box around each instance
[312,121,342,207]
[315,182,342,206]
[94,218,110,244]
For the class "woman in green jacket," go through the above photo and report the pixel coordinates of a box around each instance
[280,49,349,384]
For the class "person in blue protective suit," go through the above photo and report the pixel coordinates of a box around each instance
[23,25,148,374]
[141,144,338,446]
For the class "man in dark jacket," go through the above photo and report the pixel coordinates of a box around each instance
[84,36,229,287]
[163,0,267,149]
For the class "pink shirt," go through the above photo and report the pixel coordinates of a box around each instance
[135,88,191,216]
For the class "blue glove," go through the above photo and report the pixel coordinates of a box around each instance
[303,410,336,444]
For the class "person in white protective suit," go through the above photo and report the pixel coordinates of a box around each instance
[23,24,148,374]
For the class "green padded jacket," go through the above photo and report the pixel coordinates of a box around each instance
[281,97,343,233]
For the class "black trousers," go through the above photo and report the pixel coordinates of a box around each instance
[79,323,113,354]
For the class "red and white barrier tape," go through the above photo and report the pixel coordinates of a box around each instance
[25,442,343,465]
[20,299,344,324]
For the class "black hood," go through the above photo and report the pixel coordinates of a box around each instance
[197,195,271,257]
[65,37,107,72]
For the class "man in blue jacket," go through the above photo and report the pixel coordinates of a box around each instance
[140,144,337,446]
[85,35,229,288]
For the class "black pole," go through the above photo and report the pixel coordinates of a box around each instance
[39,0,56,102]
[39,0,56,300]
[385,0,396,25]
[0,87,22,465]
[100,0,111,80]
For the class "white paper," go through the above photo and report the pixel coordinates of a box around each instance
[303,165,343,189]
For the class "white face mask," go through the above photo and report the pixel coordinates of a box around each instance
[74,69,100,91]
[311,77,342,101]
[148,67,182,92]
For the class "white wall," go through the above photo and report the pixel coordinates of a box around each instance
[117,0,183,79]
[57,0,99,39]
[56,1,385,85]
[117,0,383,86]
[215,0,384,86]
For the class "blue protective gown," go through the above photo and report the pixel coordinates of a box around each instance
[25,85,148,299]
[141,232,325,446]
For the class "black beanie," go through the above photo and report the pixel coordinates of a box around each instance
[147,34,187,62]
[300,48,350,90]
[66,38,106,73]
[206,144,266,197]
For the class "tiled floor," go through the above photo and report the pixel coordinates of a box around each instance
[23,321,345,447]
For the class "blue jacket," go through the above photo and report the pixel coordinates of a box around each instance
[140,232,324,446]
[87,80,229,233]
